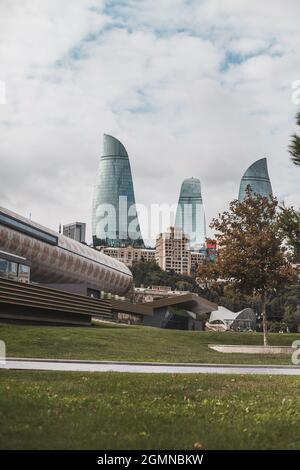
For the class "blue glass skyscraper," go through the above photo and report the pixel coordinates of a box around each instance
[175,177,206,250]
[238,158,273,202]
[92,134,144,247]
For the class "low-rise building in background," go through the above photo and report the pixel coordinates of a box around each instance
[63,222,86,243]
[97,244,155,267]
[134,285,190,303]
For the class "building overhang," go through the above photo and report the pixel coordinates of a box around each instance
[145,293,218,315]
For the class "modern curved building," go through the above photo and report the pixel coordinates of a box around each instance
[206,306,256,332]
[238,158,273,202]
[175,177,206,250]
[92,134,144,247]
[0,206,132,296]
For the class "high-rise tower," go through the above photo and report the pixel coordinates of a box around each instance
[238,158,273,202]
[92,134,144,247]
[175,177,206,250]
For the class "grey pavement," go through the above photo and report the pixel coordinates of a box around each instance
[1,358,300,375]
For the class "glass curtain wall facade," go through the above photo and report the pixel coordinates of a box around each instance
[175,177,206,250]
[92,134,144,247]
[238,158,273,202]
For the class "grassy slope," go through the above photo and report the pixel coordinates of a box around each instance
[0,370,300,450]
[0,322,299,364]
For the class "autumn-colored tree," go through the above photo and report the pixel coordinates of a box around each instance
[197,188,297,346]
[289,111,300,166]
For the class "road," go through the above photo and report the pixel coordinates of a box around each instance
[1,358,300,375]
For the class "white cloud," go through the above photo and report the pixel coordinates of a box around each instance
[0,0,299,244]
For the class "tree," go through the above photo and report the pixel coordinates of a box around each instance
[284,306,300,333]
[289,111,300,166]
[197,188,297,346]
[131,260,198,291]
[131,260,168,287]
[267,284,300,325]
[278,205,300,262]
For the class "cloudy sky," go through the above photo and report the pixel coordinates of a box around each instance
[0,0,299,245]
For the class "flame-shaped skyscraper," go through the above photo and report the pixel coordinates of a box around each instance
[175,177,206,250]
[238,158,273,202]
[92,134,144,247]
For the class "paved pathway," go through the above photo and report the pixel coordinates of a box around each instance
[1,358,300,375]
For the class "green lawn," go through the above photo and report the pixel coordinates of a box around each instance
[0,322,299,364]
[0,370,300,449]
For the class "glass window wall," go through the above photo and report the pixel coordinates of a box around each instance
[0,257,30,283]
[18,264,30,283]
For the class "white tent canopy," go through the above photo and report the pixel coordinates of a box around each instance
[208,306,256,331]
